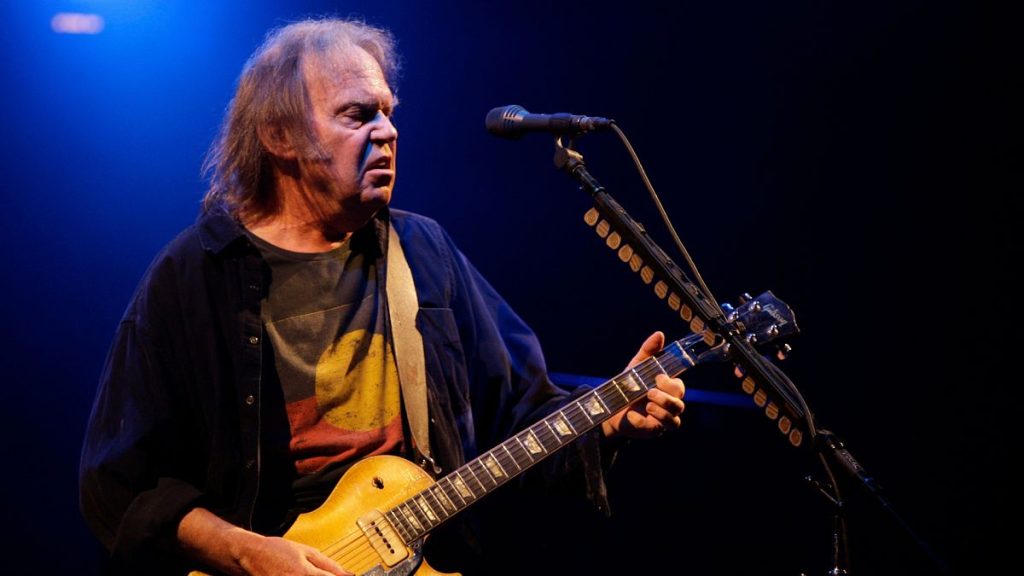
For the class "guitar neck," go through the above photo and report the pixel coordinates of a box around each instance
[382,337,699,543]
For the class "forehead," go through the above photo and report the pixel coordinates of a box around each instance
[304,46,391,103]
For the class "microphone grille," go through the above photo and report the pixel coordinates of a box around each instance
[485,105,527,137]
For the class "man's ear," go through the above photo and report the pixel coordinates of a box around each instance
[257,122,298,159]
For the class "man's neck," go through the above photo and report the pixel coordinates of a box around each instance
[243,175,355,253]
[243,211,351,254]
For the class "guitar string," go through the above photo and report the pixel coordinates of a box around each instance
[315,347,693,570]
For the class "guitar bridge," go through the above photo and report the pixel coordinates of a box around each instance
[357,510,409,567]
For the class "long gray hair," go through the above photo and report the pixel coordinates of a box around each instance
[201,18,398,218]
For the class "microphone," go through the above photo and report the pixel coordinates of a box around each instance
[485,105,613,139]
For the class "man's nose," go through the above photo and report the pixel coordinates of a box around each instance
[370,111,398,142]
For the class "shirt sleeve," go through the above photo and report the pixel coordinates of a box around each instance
[79,254,206,572]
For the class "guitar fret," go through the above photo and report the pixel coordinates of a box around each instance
[443,476,467,507]
[468,457,493,483]
[508,438,532,468]
[554,411,577,436]
[432,484,457,514]
[610,378,631,402]
[464,459,487,491]
[601,385,629,412]
[482,452,507,481]
[567,406,590,432]
[631,368,650,390]
[673,340,694,368]
[414,495,438,525]
[521,429,547,456]
[586,393,609,417]
[501,444,522,471]
[399,503,423,532]
[575,400,594,424]
[542,420,561,446]
[651,356,667,376]
[452,471,475,501]
[385,509,412,543]
[513,436,535,463]
[425,486,451,518]
[408,499,430,528]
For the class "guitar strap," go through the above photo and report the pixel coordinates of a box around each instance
[384,222,434,471]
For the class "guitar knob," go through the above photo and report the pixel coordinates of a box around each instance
[776,343,792,361]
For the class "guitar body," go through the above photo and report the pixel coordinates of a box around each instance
[189,455,457,576]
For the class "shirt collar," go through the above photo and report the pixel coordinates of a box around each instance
[195,204,391,257]
[196,205,249,256]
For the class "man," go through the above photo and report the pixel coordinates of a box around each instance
[79,18,685,576]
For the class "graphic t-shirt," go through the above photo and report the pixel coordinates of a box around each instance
[249,231,404,497]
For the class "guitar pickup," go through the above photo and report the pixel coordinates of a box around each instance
[357,510,409,567]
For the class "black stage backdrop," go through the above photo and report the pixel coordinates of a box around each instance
[0,1,1014,574]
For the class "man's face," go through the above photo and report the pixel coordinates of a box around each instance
[301,46,397,232]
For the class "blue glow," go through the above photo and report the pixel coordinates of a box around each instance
[51,12,105,34]
[549,372,755,409]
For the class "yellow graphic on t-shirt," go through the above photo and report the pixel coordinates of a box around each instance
[314,329,400,431]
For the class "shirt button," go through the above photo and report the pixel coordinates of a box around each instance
[245,394,255,405]
[248,336,259,345]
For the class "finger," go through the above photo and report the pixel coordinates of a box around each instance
[647,389,685,417]
[625,408,649,431]
[626,331,666,369]
[653,374,686,400]
[307,551,353,576]
[643,401,681,428]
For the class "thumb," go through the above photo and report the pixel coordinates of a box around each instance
[625,331,665,370]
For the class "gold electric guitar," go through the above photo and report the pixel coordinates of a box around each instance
[190,291,797,576]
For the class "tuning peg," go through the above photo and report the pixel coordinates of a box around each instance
[738,292,753,304]
[720,302,740,323]
[776,343,792,361]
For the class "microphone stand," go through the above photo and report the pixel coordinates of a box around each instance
[550,137,951,575]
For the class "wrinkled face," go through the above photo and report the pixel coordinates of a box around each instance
[301,46,397,232]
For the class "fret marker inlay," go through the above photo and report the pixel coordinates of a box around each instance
[483,454,506,479]
[553,414,573,436]
[452,474,473,500]
[622,373,642,393]
[523,431,544,454]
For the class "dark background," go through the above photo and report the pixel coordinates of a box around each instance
[1,1,1015,574]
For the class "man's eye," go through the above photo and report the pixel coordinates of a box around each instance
[350,106,379,123]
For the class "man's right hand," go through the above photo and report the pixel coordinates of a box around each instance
[178,507,353,576]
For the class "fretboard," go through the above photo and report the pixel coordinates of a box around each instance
[383,335,700,543]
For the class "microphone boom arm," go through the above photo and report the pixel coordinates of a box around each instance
[553,141,810,447]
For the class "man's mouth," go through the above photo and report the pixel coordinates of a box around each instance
[364,156,393,172]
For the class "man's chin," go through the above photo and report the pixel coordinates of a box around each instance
[362,186,393,208]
